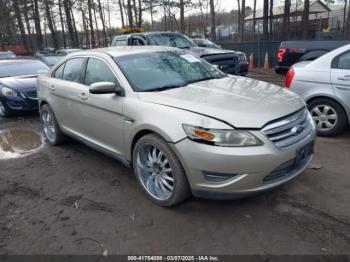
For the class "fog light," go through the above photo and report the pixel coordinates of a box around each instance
[202,171,238,182]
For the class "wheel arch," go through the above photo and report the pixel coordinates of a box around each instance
[39,99,48,108]
[128,128,177,162]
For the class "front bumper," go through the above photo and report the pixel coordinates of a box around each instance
[239,63,249,76]
[0,96,38,112]
[171,130,315,199]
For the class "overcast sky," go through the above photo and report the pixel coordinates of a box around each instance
[110,0,343,28]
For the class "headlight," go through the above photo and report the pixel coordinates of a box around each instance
[1,87,19,97]
[182,124,263,147]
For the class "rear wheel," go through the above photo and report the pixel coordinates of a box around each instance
[40,104,67,145]
[133,134,191,207]
[308,98,347,137]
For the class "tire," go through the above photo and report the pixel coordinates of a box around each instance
[308,98,347,137]
[0,100,11,117]
[132,134,191,207]
[40,104,67,145]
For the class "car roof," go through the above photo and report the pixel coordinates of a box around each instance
[70,46,180,58]
[113,31,182,38]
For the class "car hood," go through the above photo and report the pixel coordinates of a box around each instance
[0,75,38,92]
[138,76,305,128]
[189,46,236,56]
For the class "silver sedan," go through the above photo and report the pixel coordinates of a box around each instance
[286,44,350,136]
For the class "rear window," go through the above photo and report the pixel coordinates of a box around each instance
[54,63,65,79]
[113,38,127,46]
[337,52,350,70]
[62,58,84,83]
[0,60,49,78]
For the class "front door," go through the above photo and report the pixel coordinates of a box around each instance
[331,50,350,116]
[76,57,125,156]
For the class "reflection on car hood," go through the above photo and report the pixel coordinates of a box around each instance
[189,46,236,56]
[138,76,305,128]
[0,76,37,92]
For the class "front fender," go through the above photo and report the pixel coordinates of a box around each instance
[123,96,231,161]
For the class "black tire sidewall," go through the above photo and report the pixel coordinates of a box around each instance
[132,134,191,207]
[308,98,347,137]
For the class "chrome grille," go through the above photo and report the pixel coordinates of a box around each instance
[26,90,38,100]
[262,108,315,149]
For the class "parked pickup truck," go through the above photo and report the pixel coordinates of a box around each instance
[275,40,350,75]
[111,32,249,76]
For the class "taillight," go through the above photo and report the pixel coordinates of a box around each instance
[277,48,286,63]
[285,67,294,88]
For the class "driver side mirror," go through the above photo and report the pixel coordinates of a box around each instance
[89,82,125,96]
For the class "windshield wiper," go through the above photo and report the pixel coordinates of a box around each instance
[185,75,226,85]
[142,83,186,92]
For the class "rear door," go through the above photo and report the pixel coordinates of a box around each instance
[330,50,350,113]
[49,57,87,135]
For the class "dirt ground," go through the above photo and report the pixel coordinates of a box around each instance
[0,72,350,255]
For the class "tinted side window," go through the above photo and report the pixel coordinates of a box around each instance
[62,58,84,83]
[131,37,145,46]
[54,63,65,79]
[115,39,127,46]
[337,52,350,70]
[84,58,118,86]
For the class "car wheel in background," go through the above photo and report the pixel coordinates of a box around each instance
[0,101,11,117]
[133,134,191,207]
[308,98,347,137]
[40,104,67,145]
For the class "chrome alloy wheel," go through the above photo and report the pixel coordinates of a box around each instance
[136,144,175,201]
[0,101,6,116]
[41,110,56,142]
[310,104,338,132]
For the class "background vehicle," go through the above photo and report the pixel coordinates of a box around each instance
[55,48,82,56]
[0,59,49,117]
[286,44,350,136]
[111,32,248,76]
[276,40,350,75]
[192,38,221,49]
[38,47,315,206]
[0,51,16,60]
[35,53,65,67]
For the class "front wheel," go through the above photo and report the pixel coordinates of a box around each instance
[308,98,347,137]
[132,134,191,207]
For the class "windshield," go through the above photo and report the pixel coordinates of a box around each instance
[147,34,196,49]
[0,60,49,78]
[43,56,63,66]
[115,51,225,92]
[196,39,219,48]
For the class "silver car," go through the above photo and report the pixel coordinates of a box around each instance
[286,44,350,136]
[37,47,316,206]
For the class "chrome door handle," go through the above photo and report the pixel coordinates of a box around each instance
[337,75,350,81]
[335,86,350,91]
[78,93,88,100]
